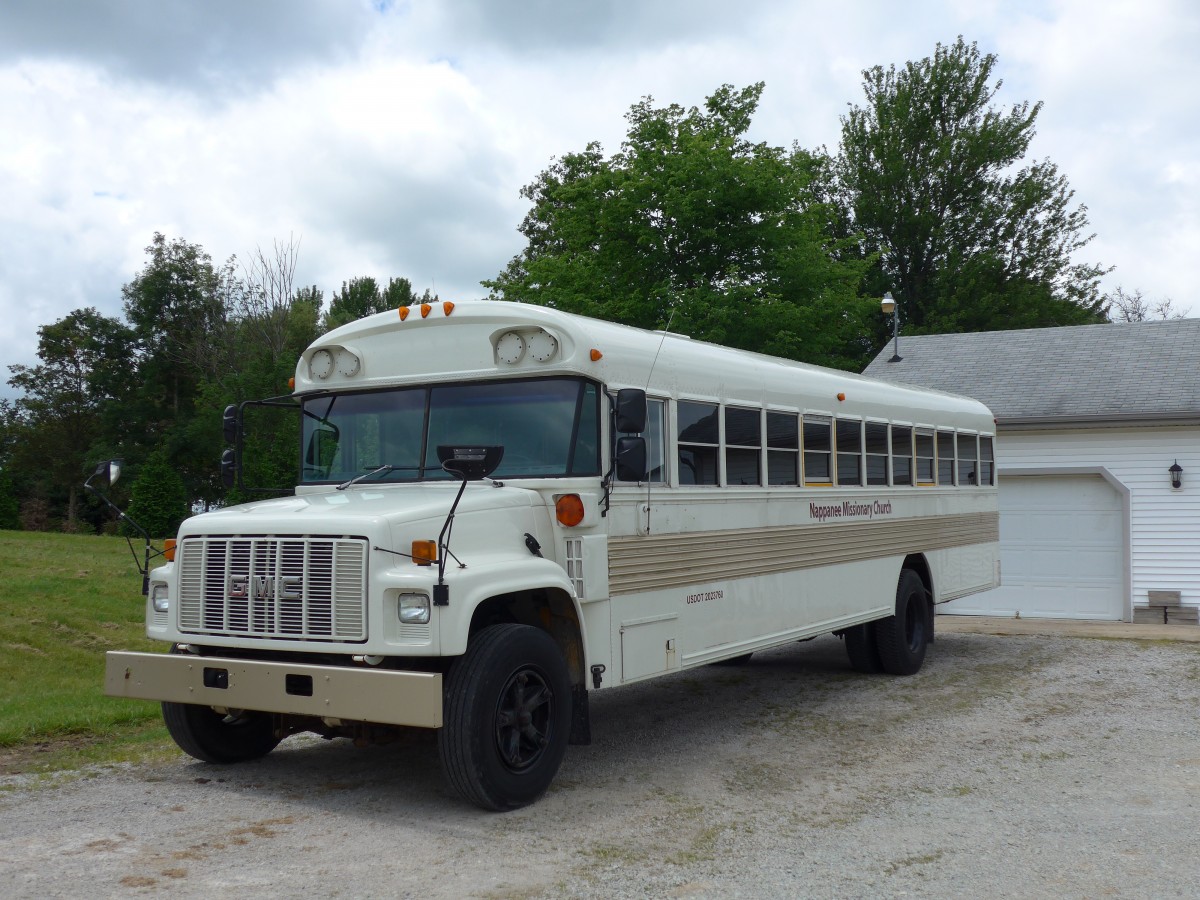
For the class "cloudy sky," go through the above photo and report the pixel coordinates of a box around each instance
[2,0,1197,397]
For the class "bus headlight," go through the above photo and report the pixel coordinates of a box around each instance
[151,583,170,613]
[398,592,431,624]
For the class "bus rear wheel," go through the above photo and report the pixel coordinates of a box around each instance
[161,701,281,764]
[843,624,883,673]
[439,623,572,811]
[873,569,930,676]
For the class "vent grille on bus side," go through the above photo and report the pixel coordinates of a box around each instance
[177,537,368,642]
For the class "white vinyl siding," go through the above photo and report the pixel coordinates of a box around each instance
[942,425,1200,619]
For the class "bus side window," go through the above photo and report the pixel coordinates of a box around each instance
[891,425,913,486]
[865,422,888,486]
[614,396,666,483]
[803,415,832,485]
[937,430,956,485]
[980,436,995,486]
[767,412,799,485]
[644,398,667,483]
[915,429,936,485]
[725,406,762,486]
[958,433,979,485]
[836,418,863,486]
[678,400,719,486]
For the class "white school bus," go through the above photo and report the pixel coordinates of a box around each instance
[103,300,999,810]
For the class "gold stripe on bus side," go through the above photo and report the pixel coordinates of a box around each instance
[606,512,999,596]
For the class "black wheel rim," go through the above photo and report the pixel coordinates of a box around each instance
[493,667,554,772]
[904,595,925,652]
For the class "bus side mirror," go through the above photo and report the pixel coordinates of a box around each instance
[220,449,237,489]
[615,436,647,482]
[615,389,647,434]
[222,405,239,444]
[87,459,123,489]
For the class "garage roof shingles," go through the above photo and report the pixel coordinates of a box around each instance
[862,318,1200,424]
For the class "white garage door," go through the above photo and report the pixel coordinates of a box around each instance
[942,474,1126,620]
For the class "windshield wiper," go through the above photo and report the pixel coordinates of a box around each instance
[336,464,414,490]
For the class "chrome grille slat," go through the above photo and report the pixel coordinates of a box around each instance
[178,536,367,642]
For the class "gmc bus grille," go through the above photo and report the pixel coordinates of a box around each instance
[177,537,368,642]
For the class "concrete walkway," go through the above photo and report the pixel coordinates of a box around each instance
[935,614,1200,643]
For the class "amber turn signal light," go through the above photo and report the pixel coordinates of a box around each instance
[411,540,437,566]
[556,494,586,527]
[163,538,177,562]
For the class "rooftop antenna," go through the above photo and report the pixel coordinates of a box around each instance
[640,306,678,535]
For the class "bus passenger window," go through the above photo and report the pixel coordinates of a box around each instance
[865,423,888,486]
[836,418,863,486]
[725,406,762,485]
[915,429,935,484]
[678,400,719,486]
[980,436,995,486]
[891,425,913,486]
[767,412,799,485]
[643,398,667,483]
[803,415,832,485]
[958,433,979,485]
[937,430,956,485]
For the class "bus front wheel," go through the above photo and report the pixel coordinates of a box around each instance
[161,701,281,764]
[439,623,572,811]
[873,570,930,676]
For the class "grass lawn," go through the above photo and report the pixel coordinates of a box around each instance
[0,530,174,774]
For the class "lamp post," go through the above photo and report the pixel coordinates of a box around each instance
[881,292,901,362]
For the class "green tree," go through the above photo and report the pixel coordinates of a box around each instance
[487,83,872,368]
[0,467,19,530]
[123,232,230,414]
[323,277,382,331]
[835,37,1109,334]
[124,450,190,539]
[6,308,134,528]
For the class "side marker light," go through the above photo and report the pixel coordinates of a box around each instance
[412,540,437,566]
[556,494,586,527]
[590,349,603,362]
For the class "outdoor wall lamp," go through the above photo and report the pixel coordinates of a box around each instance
[1169,460,1183,489]
[881,292,902,362]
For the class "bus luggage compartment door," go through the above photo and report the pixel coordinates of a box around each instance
[619,613,679,682]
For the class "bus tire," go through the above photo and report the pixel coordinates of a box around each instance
[874,569,930,676]
[843,624,883,673]
[439,623,572,811]
[161,701,281,764]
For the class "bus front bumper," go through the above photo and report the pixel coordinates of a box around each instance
[104,651,443,728]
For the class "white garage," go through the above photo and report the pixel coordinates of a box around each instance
[864,318,1200,623]
[941,473,1126,619]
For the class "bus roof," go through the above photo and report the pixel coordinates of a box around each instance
[299,301,995,432]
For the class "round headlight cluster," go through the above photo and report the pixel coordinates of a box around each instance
[309,347,361,380]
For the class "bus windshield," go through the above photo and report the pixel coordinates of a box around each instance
[301,377,601,484]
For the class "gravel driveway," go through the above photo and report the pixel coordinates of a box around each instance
[2,630,1198,899]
